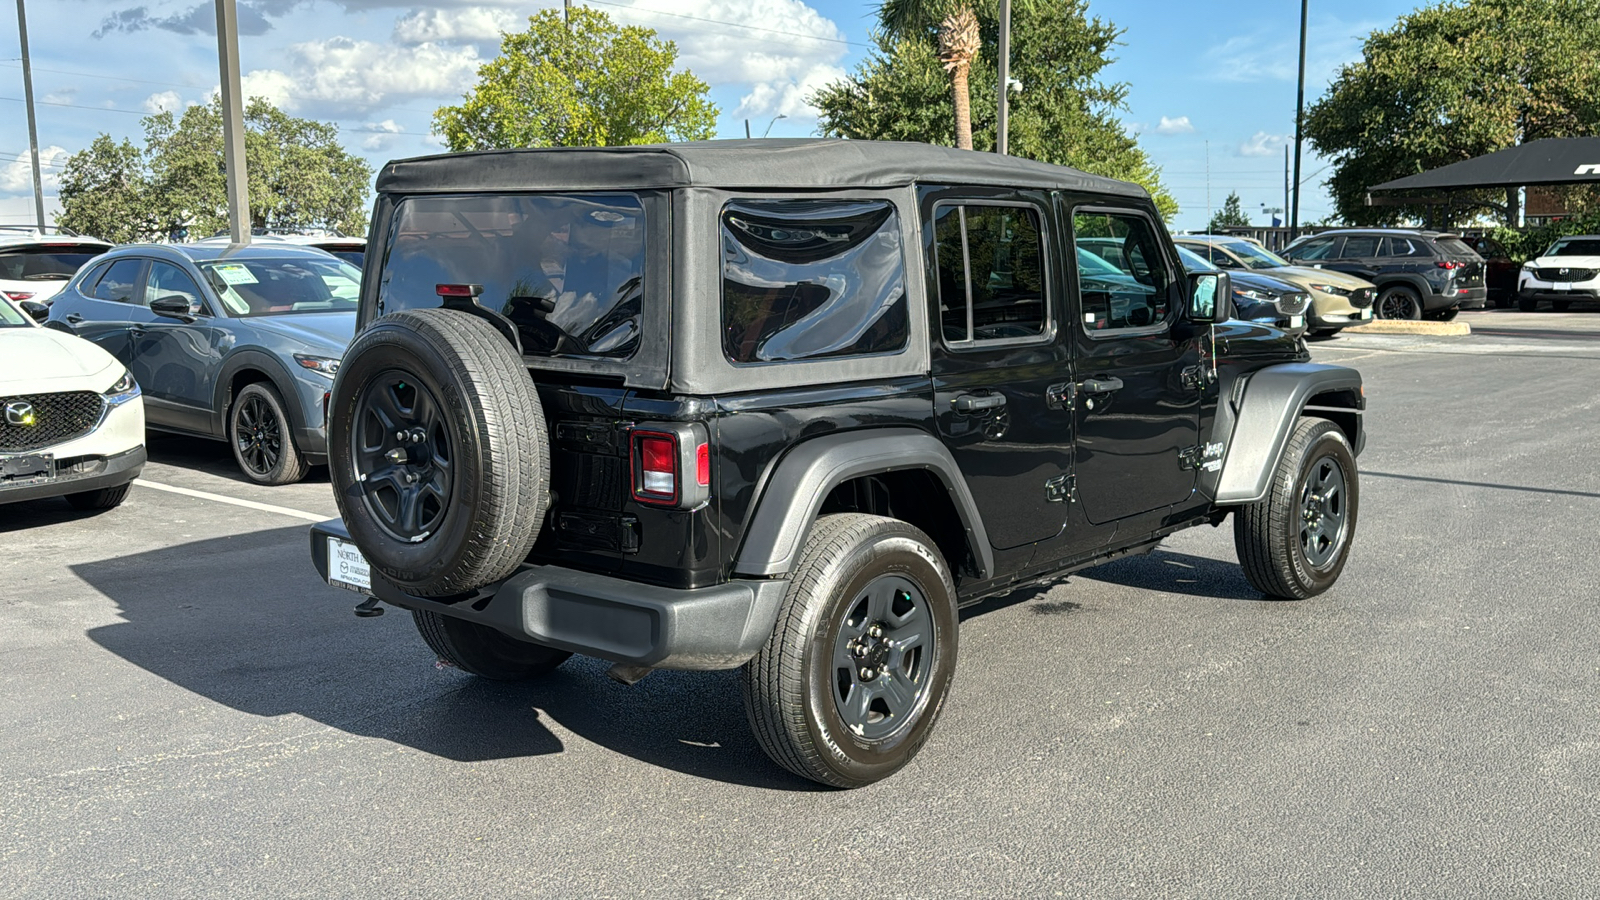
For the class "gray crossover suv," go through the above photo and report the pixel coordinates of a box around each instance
[47,243,358,484]
[1282,228,1486,320]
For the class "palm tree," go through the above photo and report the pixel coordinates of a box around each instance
[878,0,986,150]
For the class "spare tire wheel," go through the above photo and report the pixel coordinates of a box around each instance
[329,308,548,597]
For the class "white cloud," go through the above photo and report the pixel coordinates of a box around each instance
[393,7,519,44]
[358,118,406,150]
[0,146,68,195]
[1203,17,1382,85]
[235,38,482,115]
[1154,115,1195,135]
[143,91,185,114]
[1238,131,1290,157]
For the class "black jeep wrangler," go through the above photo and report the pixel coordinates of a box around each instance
[310,140,1365,788]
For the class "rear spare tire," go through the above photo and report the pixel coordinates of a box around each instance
[329,309,548,597]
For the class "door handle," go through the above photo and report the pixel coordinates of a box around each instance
[64,313,84,324]
[1081,377,1124,394]
[129,325,146,337]
[952,392,1007,413]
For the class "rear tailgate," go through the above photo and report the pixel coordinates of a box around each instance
[1438,236,1484,287]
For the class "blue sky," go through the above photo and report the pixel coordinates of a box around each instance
[2,0,1414,231]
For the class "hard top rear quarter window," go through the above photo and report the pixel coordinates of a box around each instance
[380,193,646,359]
[721,198,908,364]
[1072,210,1172,332]
[933,203,1048,345]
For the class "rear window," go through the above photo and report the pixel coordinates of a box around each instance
[721,199,908,364]
[380,193,646,359]
[0,247,105,282]
[1435,237,1478,258]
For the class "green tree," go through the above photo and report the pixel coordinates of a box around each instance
[434,7,717,150]
[1305,0,1600,226]
[1206,191,1250,233]
[57,98,372,241]
[813,1,1177,218]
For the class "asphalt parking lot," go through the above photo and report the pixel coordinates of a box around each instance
[4,308,1599,898]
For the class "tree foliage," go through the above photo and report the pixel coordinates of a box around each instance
[1206,191,1250,233]
[434,7,718,151]
[57,98,372,242]
[813,0,1177,219]
[1305,0,1600,226]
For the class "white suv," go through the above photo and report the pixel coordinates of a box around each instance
[1518,234,1600,311]
[0,226,112,306]
[1,295,145,510]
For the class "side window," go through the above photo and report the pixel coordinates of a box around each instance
[90,259,143,304]
[1291,237,1340,261]
[77,261,111,292]
[1072,211,1172,331]
[1340,235,1381,259]
[933,204,1047,344]
[1207,246,1240,267]
[721,199,908,364]
[145,262,210,316]
[1382,237,1425,258]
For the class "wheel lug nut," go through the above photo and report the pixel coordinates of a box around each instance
[851,644,866,658]
[868,625,883,637]
[858,667,872,680]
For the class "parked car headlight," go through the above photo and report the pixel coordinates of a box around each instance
[294,354,341,378]
[1234,288,1278,303]
[1307,283,1350,296]
[103,368,141,407]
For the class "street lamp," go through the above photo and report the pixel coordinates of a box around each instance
[762,114,787,138]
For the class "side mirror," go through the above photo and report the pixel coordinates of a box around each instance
[19,300,48,322]
[150,295,196,321]
[1188,271,1233,324]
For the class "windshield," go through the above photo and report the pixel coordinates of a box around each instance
[1174,245,1215,274]
[1548,238,1600,257]
[198,257,362,316]
[1224,240,1292,269]
[0,298,31,327]
[1075,246,1128,276]
[0,248,105,282]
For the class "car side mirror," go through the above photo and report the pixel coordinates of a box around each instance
[150,295,196,321]
[19,300,48,322]
[1188,271,1232,324]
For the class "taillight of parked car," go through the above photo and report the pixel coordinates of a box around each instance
[1436,261,1465,270]
[629,423,710,508]
[2,291,33,302]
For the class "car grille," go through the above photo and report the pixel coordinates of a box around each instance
[1350,287,1375,309]
[0,391,105,452]
[1278,292,1311,316]
[1533,267,1598,283]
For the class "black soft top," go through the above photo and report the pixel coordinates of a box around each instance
[375,139,1149,198]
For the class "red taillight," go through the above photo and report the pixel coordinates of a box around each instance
[1436,261,1463,270]
[696,442,710,487]
[2,291,33,301]
[634,432,678,502]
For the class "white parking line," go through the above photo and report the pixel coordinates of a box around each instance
[133,479,330,523]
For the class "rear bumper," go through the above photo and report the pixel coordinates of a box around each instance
[1430,286,1486,310]
[309,520,788,671]
[0,445,145,505]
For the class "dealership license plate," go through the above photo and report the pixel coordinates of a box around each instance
[326,537,372,593]
[0,454,53,482]
[1554,283,1571,292]
[1290,315,1304,329]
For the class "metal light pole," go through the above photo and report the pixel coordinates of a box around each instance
[761,114,786,138]
[1290,0,1308,239]
[996,0,1011,156]
[215,0,250,245]
[15,0,46,230]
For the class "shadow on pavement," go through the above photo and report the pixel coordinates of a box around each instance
[1074,548,1263,602]
[73,525,814,790]
[145,432,331,486]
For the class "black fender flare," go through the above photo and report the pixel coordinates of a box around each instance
[212,349,308,438]
[733,428,995,580]
[1371,274,1433,299]
[1215,363,1364,505]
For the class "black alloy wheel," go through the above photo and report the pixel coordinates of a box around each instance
[229,381,309,485]
[351,370,453,543]
[1298,453,1349,569]
[1377,286,1422,320]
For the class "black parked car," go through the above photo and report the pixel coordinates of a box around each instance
[1283,228,1486,320]
[309,141,1366,788]
[1172,244,1310,338]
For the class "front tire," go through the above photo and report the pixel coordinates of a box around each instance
[742,514,958,788]
[229,382,310,485]
[413,611,571,680]
[1233,418,1359,600]
[65,482,131,510]
[1552,299,1572,312]
[1376,286,1422,320]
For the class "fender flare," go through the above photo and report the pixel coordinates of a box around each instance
[1215,363,1364,505]
[733,428,995,580]
[1371,273,1433,299]
[212,349,308,438]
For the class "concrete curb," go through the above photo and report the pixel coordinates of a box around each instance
[1343,319,1472,336]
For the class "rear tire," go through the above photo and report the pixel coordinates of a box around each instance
[1376,286,1422,320]
[413,610,571,680]
[230,382,310,485]
[65,482,131,510]
[742,514,958,788]
[1234,418,1359,600]
[329,309,548,597]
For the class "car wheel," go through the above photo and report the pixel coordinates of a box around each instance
[412,610,571,680]
[1552,300,1572,312]
[230,382,310,485]
[65,483,131,511]
[1233,417,1359,600]
[1517,296,1538,312]
[329,308,548,597]
[742,514,958,788]
[1376,286,1422,320]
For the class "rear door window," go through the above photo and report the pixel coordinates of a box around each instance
[933,203,1048,344]
[90,259,144,304]
[381,193,646,359]
[1339,235,1381,259]
[721,199,908,364]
